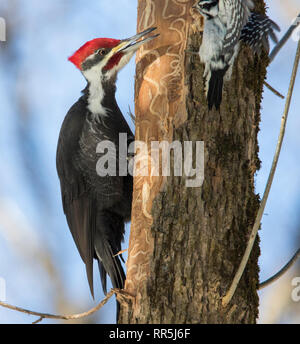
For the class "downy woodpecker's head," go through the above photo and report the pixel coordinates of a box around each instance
[68,27,158,84]
[193,0,219,19]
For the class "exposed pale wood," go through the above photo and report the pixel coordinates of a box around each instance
[123,1,199,320]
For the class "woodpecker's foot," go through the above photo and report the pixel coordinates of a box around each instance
[114,288,136,306]
[126,153,135,165]
[113,249,128,257]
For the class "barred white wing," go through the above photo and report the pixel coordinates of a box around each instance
[222,0,254,54]
[240,12,280,54]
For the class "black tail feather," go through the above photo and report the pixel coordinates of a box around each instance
[97,254,125,322]
[207,69,227,110]
[98,260,107,294]
[94,211,126,322]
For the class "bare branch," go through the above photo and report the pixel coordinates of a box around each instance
[259,248,300,290]
[222,39,300,307]
[32,317,44,325]
[269,13,300,63]
[0,289,119,324]
[263,81,285,99]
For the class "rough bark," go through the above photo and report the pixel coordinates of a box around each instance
[119,0,268,324]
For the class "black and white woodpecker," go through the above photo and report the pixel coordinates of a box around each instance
[193,0,280,110]
[56,28,158,317]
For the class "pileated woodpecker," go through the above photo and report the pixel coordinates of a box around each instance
[56,28,158,317]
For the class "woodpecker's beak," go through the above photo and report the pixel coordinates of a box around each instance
[112,27,159,55]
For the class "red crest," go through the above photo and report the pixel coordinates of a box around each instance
[68,38,121,69]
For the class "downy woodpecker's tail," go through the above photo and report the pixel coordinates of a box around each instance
[207,68,228,111]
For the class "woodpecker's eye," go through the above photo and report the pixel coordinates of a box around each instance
[97,48,106,56]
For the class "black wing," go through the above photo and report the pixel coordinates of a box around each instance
[56,95,132,296]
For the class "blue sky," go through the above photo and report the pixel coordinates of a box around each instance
[0,0,299,324]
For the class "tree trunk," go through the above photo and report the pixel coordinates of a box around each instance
[119,0,268,324]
